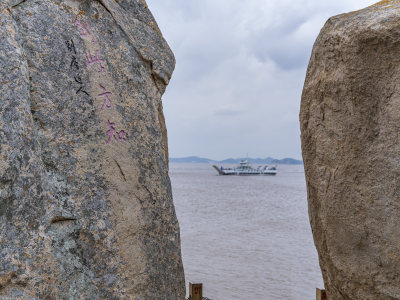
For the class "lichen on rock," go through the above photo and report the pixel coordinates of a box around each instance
[0,0,185,298]
[301,1,400,299]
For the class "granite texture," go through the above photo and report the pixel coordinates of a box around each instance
[300,1,400,299]
[0,0,185,298]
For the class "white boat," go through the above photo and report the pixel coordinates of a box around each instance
[212,160,277,176]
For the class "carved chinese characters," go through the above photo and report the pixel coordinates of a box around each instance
[86,50,105,73]
[106,120,127,144]
[0,0,184,298]
[98,84,112,110]
[75,18,126,144]
[65,39,89,96]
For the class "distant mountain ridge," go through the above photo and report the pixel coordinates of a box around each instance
[170,156,303,165]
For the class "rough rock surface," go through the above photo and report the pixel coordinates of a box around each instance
[300,1,400,299]
[0,0,185,298]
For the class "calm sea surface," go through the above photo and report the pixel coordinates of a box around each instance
[169,163,323,300]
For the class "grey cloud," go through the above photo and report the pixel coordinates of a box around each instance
[147,0,377,160]
[214,109,242,116]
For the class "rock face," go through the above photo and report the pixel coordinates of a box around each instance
[300,2,400,299]
[0,0,185,298]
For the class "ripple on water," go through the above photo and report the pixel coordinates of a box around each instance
[170,163,323,300]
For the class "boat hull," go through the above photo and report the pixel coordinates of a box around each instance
[213,165,277,176]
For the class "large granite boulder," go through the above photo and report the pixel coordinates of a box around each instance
[0,0,185,298]
[300,1,400,299]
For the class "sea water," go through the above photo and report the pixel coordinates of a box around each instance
[169,163,323,300]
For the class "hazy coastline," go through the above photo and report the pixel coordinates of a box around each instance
[170,156,303,165]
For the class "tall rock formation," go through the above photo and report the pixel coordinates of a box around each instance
[0,0,185,298]
[300,1,400,299]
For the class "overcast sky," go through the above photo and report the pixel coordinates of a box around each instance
[146,0,377,160]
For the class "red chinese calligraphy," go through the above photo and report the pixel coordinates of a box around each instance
[86,50,105,73]
[115,130,127,141]
[74,17,127,145]
[106,121,127,144]
[98,84,113,110]
[76,20,97,44]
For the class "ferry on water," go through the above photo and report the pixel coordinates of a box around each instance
[212,160,277,176]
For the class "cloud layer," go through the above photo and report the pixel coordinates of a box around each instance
[147,0,376,160]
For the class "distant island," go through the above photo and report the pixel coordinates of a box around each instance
[169,156,303,165]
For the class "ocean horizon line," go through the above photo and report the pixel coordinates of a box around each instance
[169,156,303,165]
